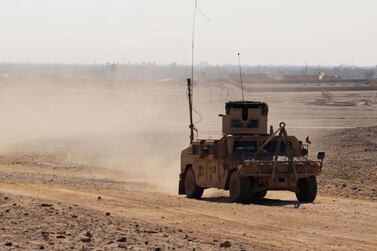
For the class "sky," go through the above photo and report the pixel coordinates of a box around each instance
[0,0,376,66]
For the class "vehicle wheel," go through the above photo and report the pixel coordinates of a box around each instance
[253,190,267,200]
[184,168,204,199]
[295,176,317,203]
[229,171,252,203]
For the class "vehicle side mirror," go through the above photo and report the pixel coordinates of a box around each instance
[317,152,325,160]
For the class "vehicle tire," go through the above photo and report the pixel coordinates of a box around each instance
[253,190,267,200]
[229,171,252,203]
[184,168,204,199]
[295,176,317,203]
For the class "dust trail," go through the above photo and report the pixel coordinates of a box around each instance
[0,79,190,192]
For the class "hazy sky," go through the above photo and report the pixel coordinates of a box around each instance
[1,0,376,65]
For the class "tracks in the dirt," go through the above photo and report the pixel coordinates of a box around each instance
[1,181,377,250]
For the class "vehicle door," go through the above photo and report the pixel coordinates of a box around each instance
[206,144,221,188]
[194,144,209,187]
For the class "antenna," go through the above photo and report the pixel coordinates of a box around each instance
[191,0,198,86]
[187,0,209,143]
[191,0,210,87]
[187,78,194,144]
[238,52,245,102]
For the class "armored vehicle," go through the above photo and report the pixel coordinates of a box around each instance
[179,80,325,203]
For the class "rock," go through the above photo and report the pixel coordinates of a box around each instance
[117,237,127,242]
[144,230,158,234]
[118,243,127,248]
[220,240,231,248]
[4,197,8,200]
[80,237,91,243]
[105,212,111,216]
[84,231,93,238]
[97,196,101,200]
[40,203,53,207]
[154,246,161,251]
[5,241,12,246]
[56,235,65,239]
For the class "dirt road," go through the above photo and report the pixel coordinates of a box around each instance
[1,163,376,250]
[0,84,376,250]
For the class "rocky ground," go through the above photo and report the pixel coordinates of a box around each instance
[0,156,246,250]
[0,196,222,251]
[318,126,377,201]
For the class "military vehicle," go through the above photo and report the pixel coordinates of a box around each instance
[179,79,325,203]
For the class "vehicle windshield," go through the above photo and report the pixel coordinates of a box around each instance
[233,141,257,153]
[232,141,257,160]
[260,141,287,155]
[232,140,290,160]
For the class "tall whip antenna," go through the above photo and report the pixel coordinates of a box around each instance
[191,0,198,85]
[187,0,198,145]
[187,0,209,143]
[238,52,245,102]
[187,78,194,144]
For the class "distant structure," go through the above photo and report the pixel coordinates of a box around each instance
[281,74,341,83]
[229,73,273,83]
[229,72,343,84]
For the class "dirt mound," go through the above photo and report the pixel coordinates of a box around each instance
[319,126,377,200]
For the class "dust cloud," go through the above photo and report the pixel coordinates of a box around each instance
[0,79,193,192]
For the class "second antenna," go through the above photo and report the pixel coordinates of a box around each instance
[238,52,245,102]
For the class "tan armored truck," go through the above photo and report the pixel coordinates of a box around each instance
[179,90,325,203]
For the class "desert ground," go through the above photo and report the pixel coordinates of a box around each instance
[0,79,377,250]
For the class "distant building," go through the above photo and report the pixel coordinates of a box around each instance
[281,74,341,83]
[229,73,274,83]
[282,74,318,82]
